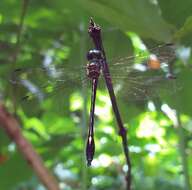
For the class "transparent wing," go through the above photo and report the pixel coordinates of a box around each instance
[108,43,175,72]
[9,64,89,117]
[11,64,88,101]
[104,43,179,101]
[108,69,179,101]
[11,43,179,105]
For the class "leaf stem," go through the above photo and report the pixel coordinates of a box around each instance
[10,0,29,114]
[176,112,191,190]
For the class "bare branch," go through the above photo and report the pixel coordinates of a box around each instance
[0,104,60,190]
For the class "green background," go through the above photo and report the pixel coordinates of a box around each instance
[0,0,192,189]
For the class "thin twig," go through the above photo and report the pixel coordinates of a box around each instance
[10,0,29,113]
[0,104,60,190]
[88,18,132,190]
[176,112,191,190]
[162,107,191,190]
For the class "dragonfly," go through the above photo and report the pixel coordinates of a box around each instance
[10,20,178,179]
[84,19,177,189]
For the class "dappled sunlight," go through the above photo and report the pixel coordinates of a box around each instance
[92,154,113,168]
[144,153,159,174]
[147,101,156,111]
[91,175,117,187]
[95,106,112,122]
[70,92,83,111]
[159,118,171,127]
[136,114,165,140]
[95,90,113,122]
[100,137,107,144]
[8,143,16,152]
[129,145,142,153]
[0,14,2,23]
[54,163,77,180]
[145,144,161,156]
[126,32,147,53]
[161,104,178,127]
[25,117,49,139]
[102,125,115,135]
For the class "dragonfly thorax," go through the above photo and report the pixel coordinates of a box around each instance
[87,49,102,80]
[86,62,101,79]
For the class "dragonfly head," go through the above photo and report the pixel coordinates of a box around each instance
[87,49,102,61]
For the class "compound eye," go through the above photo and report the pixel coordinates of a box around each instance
[87,49,102,61]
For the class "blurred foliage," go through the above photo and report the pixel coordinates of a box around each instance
[0,0,192,190]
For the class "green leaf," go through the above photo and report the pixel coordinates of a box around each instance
[78,0,173,41]
[158,0,192,28]
[165,67,192,115]
[0,152,32,190]
[174,16,192,45]
[0,128,10,147]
